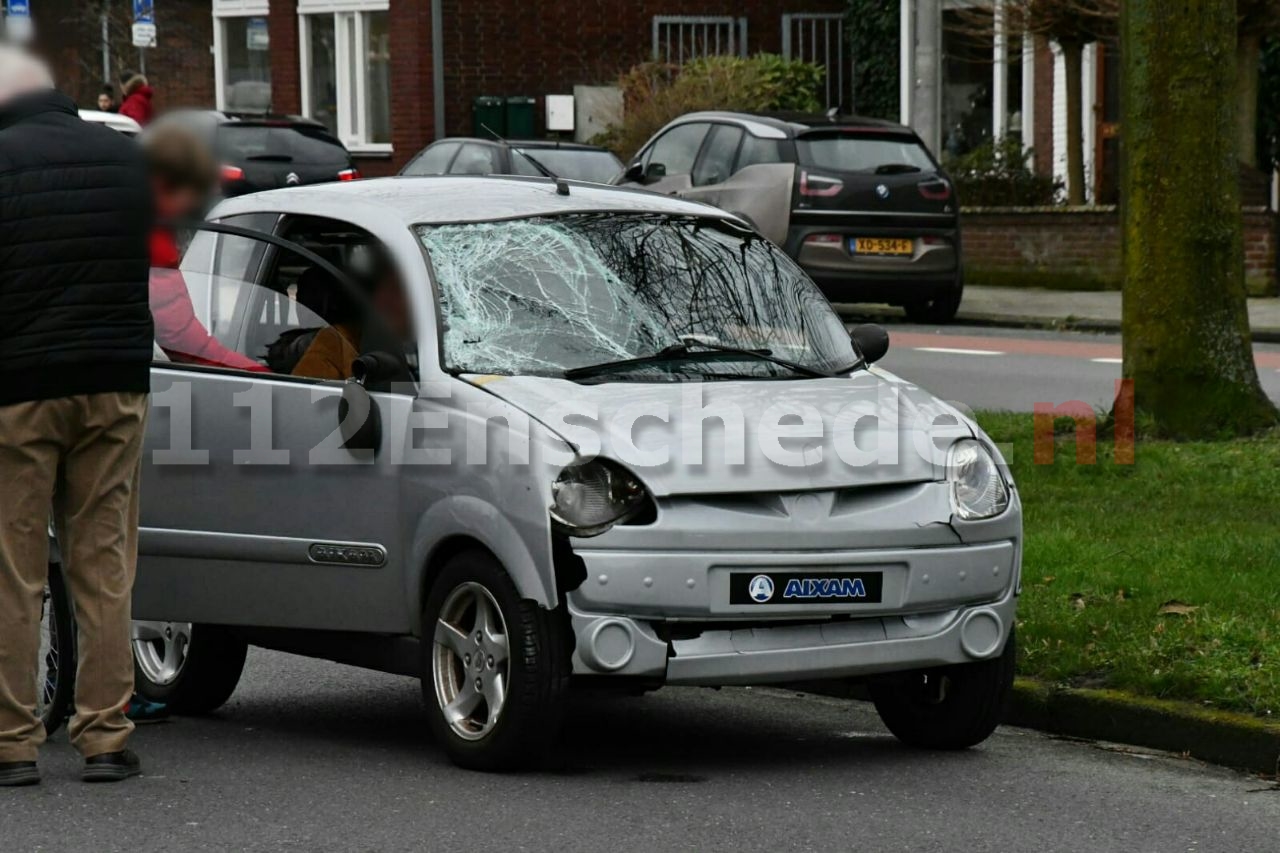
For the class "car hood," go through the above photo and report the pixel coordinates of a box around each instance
[466,369,973,497]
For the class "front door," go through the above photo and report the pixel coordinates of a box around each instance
[136,221,417,634]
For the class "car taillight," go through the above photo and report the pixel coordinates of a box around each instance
[804,234,843,245]
[337,168,361,182]
[918,179,952,201]
[221,164,245,182]
[799,170,844,198]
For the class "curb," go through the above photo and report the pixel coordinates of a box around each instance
[1006,680,1280,778]
[796,678,1280,777]
[835,305,1280,345]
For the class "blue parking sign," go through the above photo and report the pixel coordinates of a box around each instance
[8,0,30,17]
[132,0,154,25]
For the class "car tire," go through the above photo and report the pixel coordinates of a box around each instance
[422,548,569,772]
[869,629,1016,750]
[903,286,963,324]
[133,623,248,715]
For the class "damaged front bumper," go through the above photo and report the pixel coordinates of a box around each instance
[562,482,1021,685]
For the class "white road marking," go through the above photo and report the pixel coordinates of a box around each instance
[914,347,1005,357]
[1091,357,1124,364]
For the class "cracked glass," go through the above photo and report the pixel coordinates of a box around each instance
[417,213,856,381]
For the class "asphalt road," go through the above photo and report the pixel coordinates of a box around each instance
[869,323,1280,413]
[4,650,1278,852]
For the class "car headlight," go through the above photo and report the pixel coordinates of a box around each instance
[947,440,1011,521]
[550,460,650,537]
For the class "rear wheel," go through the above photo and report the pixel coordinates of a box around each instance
[423,549,568,771]
[132,622,248,715]
[903,286,963,324]
[870,629,1015,750]
[38,565,75,736]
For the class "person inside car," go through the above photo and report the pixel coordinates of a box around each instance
[291,261,412,381]
[145,124,268,374]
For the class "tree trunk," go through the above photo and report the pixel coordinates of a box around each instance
[1060,38,1087,206]
[1120,0,1278,438]
[1237,31,1261,170]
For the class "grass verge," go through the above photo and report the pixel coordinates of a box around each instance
[977,412,1280,718]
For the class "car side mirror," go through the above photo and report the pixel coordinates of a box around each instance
[337,352,402,454]
[851,324,890,365]
[623,162,645,183]
[645,162,667,183]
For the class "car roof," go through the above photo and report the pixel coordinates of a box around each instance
[78,109,142,133]
[665,110,918,139]
[167,109,326,128]
[431,137,617,154]
[211,175,729,226]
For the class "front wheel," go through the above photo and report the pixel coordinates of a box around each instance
[870,629,1016,750]
[422,549,569,771]
[132,622,248,715]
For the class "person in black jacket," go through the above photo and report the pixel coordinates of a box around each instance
[0,47,154,786]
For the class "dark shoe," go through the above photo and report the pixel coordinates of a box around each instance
[0,761,39,787]
[82,749,141,783]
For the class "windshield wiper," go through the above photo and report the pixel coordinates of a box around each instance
[874,163,921,175]
[246,154,294,162]
[564,338,833,381]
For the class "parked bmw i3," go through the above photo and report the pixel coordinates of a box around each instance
[123,176,1020,770]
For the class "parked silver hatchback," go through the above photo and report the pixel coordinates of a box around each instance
[129,176,1021,770]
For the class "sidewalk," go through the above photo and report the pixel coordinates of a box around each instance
[839,286,1280,342]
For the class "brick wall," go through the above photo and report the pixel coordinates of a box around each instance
[36,0,213,114]
[963,207,1278,296]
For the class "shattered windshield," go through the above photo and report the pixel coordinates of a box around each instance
[417,213,855,381]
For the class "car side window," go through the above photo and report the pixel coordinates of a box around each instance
[404,141,461,176]
[643,123,710,179]
[173,218,415,383]
[449,143,502,175]
[735,135,785,172]
[692,124,745,187]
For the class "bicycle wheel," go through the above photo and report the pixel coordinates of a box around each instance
[38,564,76,737]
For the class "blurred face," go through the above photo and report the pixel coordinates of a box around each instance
[371,272,412,341]
[151,177,203,221]
[97,93,113,111]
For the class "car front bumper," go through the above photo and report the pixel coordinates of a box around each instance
[565,537,1020,686]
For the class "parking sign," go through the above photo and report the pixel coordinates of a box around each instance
[132,0,156,47]
[5,0,34,43]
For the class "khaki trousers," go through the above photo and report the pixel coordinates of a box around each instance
[0,392,148,762]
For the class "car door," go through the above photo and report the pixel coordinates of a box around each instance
[136,218,418,634]
[683,123,745,208]
[622,122,711,195]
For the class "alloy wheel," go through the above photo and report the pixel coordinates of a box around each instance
[431,582,510,741]
[132,621,194,686]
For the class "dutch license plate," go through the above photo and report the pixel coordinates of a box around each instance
[853,237,914,256]
[729,571,885,606]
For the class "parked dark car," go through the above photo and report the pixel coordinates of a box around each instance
[615,111,963,323]
[153,111,358,197]
[401,137,624,184]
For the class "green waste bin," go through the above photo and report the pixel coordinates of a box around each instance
[505,96,537,138]
[472,96,505,137]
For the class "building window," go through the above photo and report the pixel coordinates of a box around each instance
[940,2,1034,159]
[213,1,272,113]
[299,3,391,152]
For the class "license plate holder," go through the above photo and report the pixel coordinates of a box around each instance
[852,237,914,256]
[729,571,885,606]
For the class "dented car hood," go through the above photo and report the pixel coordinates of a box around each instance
[468,367,974,497]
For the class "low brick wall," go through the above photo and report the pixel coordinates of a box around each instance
[962,206,1278,296]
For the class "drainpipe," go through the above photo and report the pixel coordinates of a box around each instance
[912,0,942,154]
[432,0,444,139]
[899,0,913,127]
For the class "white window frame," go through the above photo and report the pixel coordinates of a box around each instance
[213,0,270,113]
[298,0,392,155]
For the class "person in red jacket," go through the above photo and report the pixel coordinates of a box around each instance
[145,124,266,373]
[118,74,153,126]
